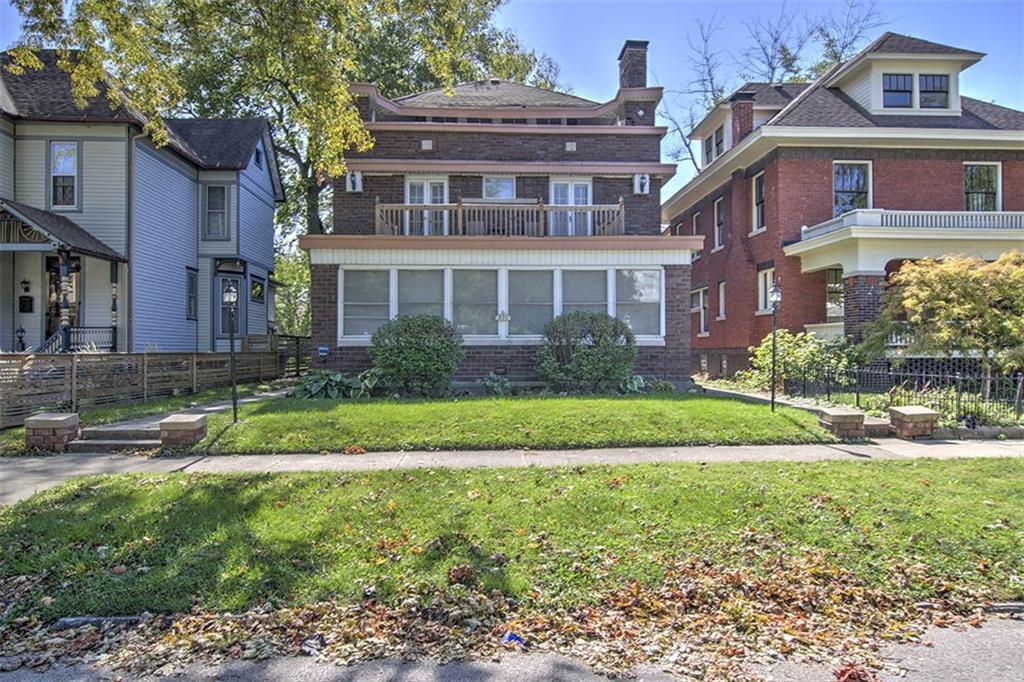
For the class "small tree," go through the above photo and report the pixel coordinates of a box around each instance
[862,252,1024,378]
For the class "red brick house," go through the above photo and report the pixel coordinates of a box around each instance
[661,32,1024,377]
[301,41,700,384]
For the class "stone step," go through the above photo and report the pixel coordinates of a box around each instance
[80,426,161,441]
[864,416,891,438]
[67,439,162,453]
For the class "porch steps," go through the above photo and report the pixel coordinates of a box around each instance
[864,416,892,438]
[68,424,162,453]
[68,438,162,453]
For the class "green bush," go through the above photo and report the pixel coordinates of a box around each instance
[478,372,513,396]
[535,312,637,394]
[733,330,857,392]
[368,315,464,397]
[646,378,676,393]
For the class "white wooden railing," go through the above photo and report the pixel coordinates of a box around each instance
[374,198,626,237]
[801,209,1024,240]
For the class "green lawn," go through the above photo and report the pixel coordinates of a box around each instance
[196,394,833,453]
[1,458,1021,622]
[0,382,272,456]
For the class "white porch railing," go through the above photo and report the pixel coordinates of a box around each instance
[374,198,626,237]
[804,322,845,342]
[801,209,1024,240]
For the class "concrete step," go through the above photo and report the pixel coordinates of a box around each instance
[68,439,162,453]
[80,426,160,441]
[864,416,891,438]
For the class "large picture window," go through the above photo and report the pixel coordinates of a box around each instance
[397,270,444,317]
[342,270,389,335]
[882,74,913,108]
[964,164,999,211]
[833,162,870,216]
[508,271,553,335]
[615,270,661,336]
[453,270,498,335]
[50,141,78,208]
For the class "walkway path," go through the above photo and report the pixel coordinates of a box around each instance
[2,437,1021,505]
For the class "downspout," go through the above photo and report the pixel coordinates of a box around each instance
[127,127,147,352]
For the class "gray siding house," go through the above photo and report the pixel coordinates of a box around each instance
[0,50,284,353]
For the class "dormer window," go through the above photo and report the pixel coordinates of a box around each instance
[713,126,724,156]
[882,74,913,108]
[704,136,713,165]
[919,75,949,108]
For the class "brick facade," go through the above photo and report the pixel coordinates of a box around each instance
[669,147,1024,374]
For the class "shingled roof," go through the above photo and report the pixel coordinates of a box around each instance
[394,80,598,109]
[729,82,810,108]
[867,32,984,56]
[0,198,126,261]
[163,118,269,170]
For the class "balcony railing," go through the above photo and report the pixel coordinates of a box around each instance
[374,198,626,237]
[801,209,1024,241]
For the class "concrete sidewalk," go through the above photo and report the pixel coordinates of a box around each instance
[2,437,1021,505]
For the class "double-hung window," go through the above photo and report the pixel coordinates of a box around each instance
[919,75,949,109]
[691,212,701,258]
[704,136,714,166]
[690,287,709,335]
[882,74,913,108]
[713,126,724,156]
[717,281,726,319]
[757,266,770,311]
[205,185,229,240]
[964,163,1000,211]
[50,141,78,208]
[833,162,870,216]
[185,269,198,321]
[751,173,765,232]
[713,198,724,249]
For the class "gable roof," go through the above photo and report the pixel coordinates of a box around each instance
[393,80,598,109]
[163,118,268,170]
[867,32,984,57]
[0,198,126,261]
[730,82,810,108]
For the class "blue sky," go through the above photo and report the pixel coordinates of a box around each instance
[2,0,1022,197]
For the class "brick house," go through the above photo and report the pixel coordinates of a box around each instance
[300,41,700,384]
[660,32,1024,376]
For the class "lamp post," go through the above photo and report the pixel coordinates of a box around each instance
[222,281,239,423]
[769,280,782,412]
[15,326,26,352]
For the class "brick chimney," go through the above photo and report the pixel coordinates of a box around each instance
[618,40,649,89]
[730,90,756,143]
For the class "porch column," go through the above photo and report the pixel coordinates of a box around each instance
[58,250,71,352]
[842,273,886,342]
[110,261,119,352]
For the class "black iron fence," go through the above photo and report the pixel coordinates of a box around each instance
[783,364,1024,427]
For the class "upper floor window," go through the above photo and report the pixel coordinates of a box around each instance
[185,269,198,321]
[919,75,949,109]
[713,198,724,249]
[751,173,765,232]
[964,163,1000,211]
[691,212,701,258]
[483,176,515,200]
[882,74,913,108]
[253,146,263,168]
[501,118,527,124]
[466,117,493,124]
[703,136,714,166]
[713,126,724,156]
[50,141,78,208]
[535,118,562,125]
[204,185,229,240]
[833,162,871,216]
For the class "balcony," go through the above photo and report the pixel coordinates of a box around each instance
[374,198,625,237]
[801,209,1024,241]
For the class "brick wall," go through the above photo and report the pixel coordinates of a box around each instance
[843,275,885,341]
[308,263,692,384]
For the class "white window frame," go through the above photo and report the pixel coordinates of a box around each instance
[404,175,450,235]
[963,161,1002,211]
[336,266,665,346]
[548,176,593,236]
[717,281,726,320]
[712,198,724,251]
[49,140,80,210]
[832,160,873,216]
[749,172,766,236]
[691,212,701,259]
[691,286,709,337]
[756,268,775,314]
[482,175,516,201]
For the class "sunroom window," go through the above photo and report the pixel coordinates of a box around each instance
[342,270,390,335]
[397,270,444,317]
[615,270,661,336]
[452,270,498,335]
[508,271,553,335]
[561,270,607,315]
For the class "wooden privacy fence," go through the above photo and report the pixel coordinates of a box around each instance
[0,352,282,428]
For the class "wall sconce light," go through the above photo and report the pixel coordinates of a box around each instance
[20,279,30,293]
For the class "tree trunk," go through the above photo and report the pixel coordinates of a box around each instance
[303,173,325,235]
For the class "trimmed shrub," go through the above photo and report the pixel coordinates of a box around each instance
[733,330,857,391]
[535,312,637,393]
[368,315,464,397]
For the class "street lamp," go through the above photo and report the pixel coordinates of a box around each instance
[769,280,782,412]
[222,281,239,423]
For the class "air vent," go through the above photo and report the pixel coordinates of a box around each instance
[489,78,501,85]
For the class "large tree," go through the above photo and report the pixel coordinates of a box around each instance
[8,0,560,237]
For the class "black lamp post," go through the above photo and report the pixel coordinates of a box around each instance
[15,326,26,352]
[222,281,239,423]
[769,280,782,412]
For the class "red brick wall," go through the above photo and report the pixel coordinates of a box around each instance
[308,263,692,384]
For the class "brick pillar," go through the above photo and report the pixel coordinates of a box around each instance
[843,274,885,341]
[663,264,692,382]
[310,263,338,367]
[730,91,756,143]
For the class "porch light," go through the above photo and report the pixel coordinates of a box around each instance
[19,279,30,293]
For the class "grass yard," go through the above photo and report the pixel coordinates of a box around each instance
[0,382,272,456]
[197,393,833,453]
[2,458,1022,621]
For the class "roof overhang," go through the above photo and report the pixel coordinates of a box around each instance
[347,159,677,179]
[365,121,667,137]
[0,199,126,261]
[661,126,1024,220]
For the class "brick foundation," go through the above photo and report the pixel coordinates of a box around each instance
[24,413,79,452]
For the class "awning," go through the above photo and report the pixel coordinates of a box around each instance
[0,198,126,262]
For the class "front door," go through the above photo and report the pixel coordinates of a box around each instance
[45,255,80,337]
[405,178,448,235]
[549,179,592,236]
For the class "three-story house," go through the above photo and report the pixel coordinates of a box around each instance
[0,49,284,353]
[301,41,701,384]
[661,33,1024,376]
